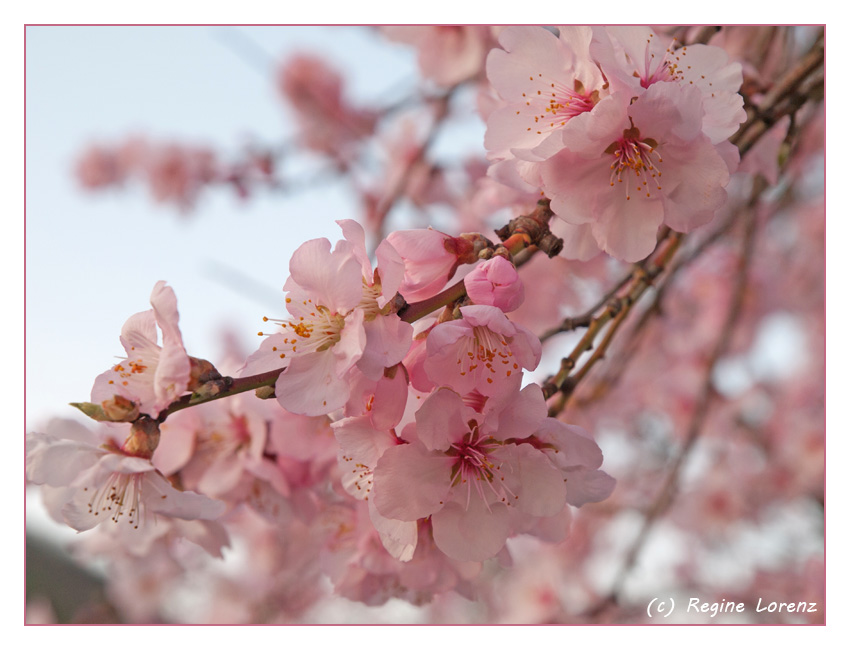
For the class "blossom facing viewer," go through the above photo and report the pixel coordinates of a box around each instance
[26,420,225,539]
[423,304,541,398]
[371,385,613,562]
[540,84,731,261]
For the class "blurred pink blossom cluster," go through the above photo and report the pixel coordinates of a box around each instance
[75,136,279,210]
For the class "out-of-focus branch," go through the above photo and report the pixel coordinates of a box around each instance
[540,31,822,412]
[733,34,823,157]
[541,229,683,403]
[584,204,759,618]
[569,176,769,411]
[367,91,454,243]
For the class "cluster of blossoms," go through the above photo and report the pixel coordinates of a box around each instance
[484,26,745,261]
[30,25,824,623]
[28,217,614,606]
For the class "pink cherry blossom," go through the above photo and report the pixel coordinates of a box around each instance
[372,385,566,562]
[540,84,731,261]
[381,26,494,86]
[156,393,288,503]
[463,255,525,312]
[423,304,541,398]
[276,54,377,161]
[591,26,746,145]
[26,421,225,536]
[90,281,192,418]
[485,26,605,165]
[332,367,419,561]
[530,419,616,507]
[75,137,147,190]
[243,220,411,416]
[75,144,128,189]
[145,144,217,211]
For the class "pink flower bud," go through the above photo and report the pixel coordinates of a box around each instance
[463,256,524,312]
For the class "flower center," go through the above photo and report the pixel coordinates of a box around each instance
[522,77,598,136]
[456,325,519,385]
[259,299,347,360]
[605,127,663,201]
[356,280,383,320]
[448,425,518,508]
[85,472,145,528]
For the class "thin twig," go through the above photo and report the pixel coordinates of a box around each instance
[586,205,759,616]
[541,230,683,401]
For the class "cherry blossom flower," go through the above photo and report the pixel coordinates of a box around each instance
[332,367,419,561]
[539,83,731,261]
[530,419,617,507]
[90,281,191,418]
[318,502,480,606]
[485,26,606,166]
[155,392,289,503]
[386,228,478,303]
[277,54,377,160]
[75,145,128,189]
[592,26,746,144]
[243,220,412,416]
[26,420,225,538]
[423,304,541,398]
[372,385,567,562]
[146,144,218,211]
[75,137,147,190]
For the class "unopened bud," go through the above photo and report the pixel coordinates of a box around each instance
[188,357,222,390]
[191,376,234,400]
[101,395,141,422]
[70,402,108,421]
[122,417,160,458]
[70,395,140,423]
[255,385,276,400]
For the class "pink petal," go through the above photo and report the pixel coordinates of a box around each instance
[336,219,373,280]
[275,349,351,416]
[431,497,511,562]
[485,384,547,441]
[332,415,397,468]
[508,444,567,517]
[564,468,616,507]
[372,442,453,521]
[143,471,227,520]
[153,413,197,476]
[374,238,405,306]
[26,432,103,487]
[415,388,476,451]
[119,310,158,354]
[368,498,417,562]
[357,314,413,381]
[537,419,604,470]
[287,237,362,314]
